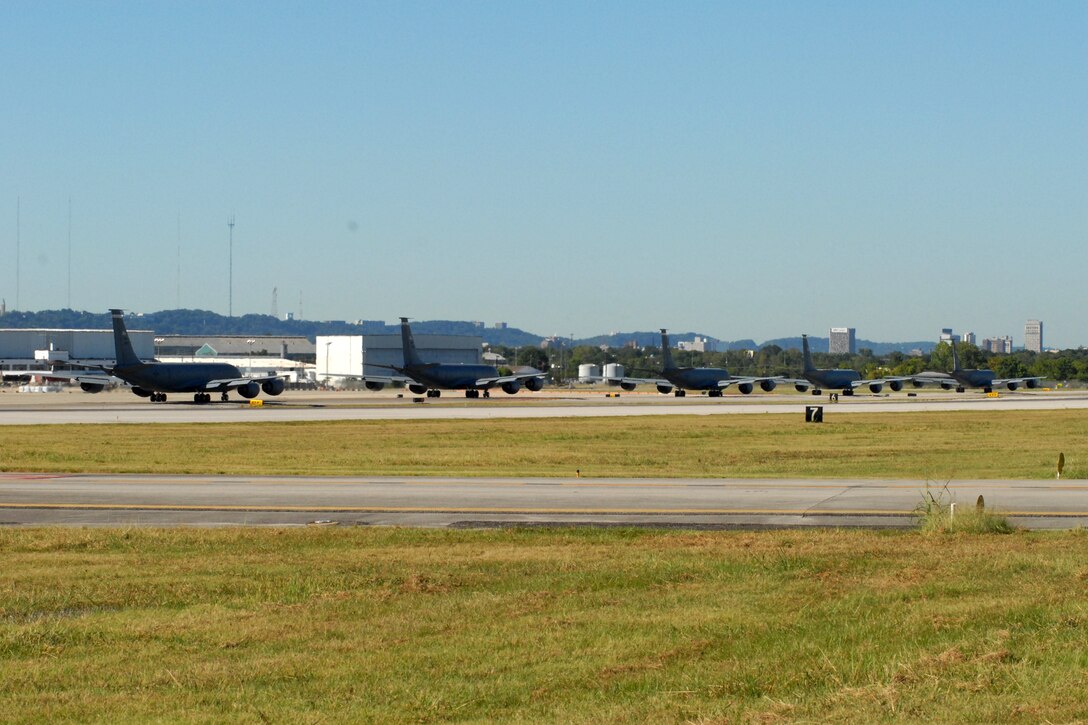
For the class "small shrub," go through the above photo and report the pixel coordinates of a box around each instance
[915,481,1015,534]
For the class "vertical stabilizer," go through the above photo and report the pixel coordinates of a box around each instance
[110,309,143,367]
[660,329,677,370]
[801,334,816,373]
[399,317,424,367]
[950,337,961,372]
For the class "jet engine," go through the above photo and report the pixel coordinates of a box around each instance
[524,377,544,392]
[620,382,636,391]
[80,382,105,393]
[238,381,261,399]
[913,380,925,388]
[888,380,903,392]
[868,382,884,394]
[501,380,522,395]
[1026,379,1039,389]
[656,384,674,395]
[131,387,152,398]
[365,380,385,391]
[737,382,754,395]
[408,383,427,395]
[795,383,809,393]
[941,382,954,391]
[760,379,777,392]
[262,378,285,396]
[1006,381,1019,391]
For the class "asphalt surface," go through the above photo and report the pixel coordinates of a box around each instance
[0,388,1086,424]
[1,472,1085,530]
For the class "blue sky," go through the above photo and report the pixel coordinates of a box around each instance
[2,2,1085,346]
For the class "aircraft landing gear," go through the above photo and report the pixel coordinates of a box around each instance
[812,388,823,396]
[465,390,480,398]
[426,389,442,398]
[221,392,230,402]
[674,389,686,397]
[983,386,993,394]
[483,390,490,398]
[194,393,212,404]
[150,392,167,403]
[708,390,722,398]
[842,388,854,396]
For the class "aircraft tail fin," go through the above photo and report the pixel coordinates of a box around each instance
[801,334,816,373]
[399,317,424,367]
[950,335,961,372]
[109,308,143,367]
[660,329,676,370]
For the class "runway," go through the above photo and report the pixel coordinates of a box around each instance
[0,388,1086,424]
[1,472,1085,530]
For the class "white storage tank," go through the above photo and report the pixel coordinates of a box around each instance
[577,363,600,383]
[602,363,625,381]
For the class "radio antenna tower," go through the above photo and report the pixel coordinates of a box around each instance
[176,212,182,309]
[271,286,278,318]
[228,214,235,317]
[15,197,20,311]
[67,197,72,309]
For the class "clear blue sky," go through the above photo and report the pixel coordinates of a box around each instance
[2,2,1085,346]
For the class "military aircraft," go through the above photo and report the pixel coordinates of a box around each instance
[359,317,546,398]
[912,338,1042,393]
[790,334,909,395]
[606,329,781,396]
[63,309,286,403]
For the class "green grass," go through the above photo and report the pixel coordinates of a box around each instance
[2,527,1088,722]
[0,409,1084,479]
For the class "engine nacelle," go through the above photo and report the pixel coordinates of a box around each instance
[913,380,925,388]
[888,380,903,392]
[795,383,809,393]
[941,382,954,391]
[80,381,105,393]
[501,380,522,395]
[620,382,636,392]
[131,387,153,398]
[524,376,544,392]
[408,383,427,395]
[760,379,777,392]
[1006,381,1018,391]
[365,380,385,391]
[737,382,754,395]
[656,384,674,395]
[868,382,884,394]
[238,381,261,399]
[262,378,285,396]
[1026,379,1039,389]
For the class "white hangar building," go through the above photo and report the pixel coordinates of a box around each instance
[315,333,483,382]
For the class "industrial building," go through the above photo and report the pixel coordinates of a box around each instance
[828,327,856,354]
[1025,320,1043,353]
[0,328,154,374]
[315,332,484,383]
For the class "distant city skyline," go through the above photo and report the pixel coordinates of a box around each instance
[3,3,1085,347]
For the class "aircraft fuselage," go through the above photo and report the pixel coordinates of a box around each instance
[663,367,730,391]
[114,362,244,393]
[804,368,861,391]
[406,363,501,390]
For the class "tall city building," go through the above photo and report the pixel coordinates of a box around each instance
[828,327,856,354]
[939,328,960,344]
[963,331,976,346]
[1025,320,1043,353]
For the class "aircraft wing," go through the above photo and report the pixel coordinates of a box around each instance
[604,375,668,387]
[475,370,548,387]
[202,374,286,392]
[991,376,1044,388]
[2,369,123,389]
[719,375,784,388]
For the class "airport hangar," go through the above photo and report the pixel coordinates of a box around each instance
[315,332,485,386]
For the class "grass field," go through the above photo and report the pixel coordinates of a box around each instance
[1,409,1085,479]
[1,526,1087,723]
